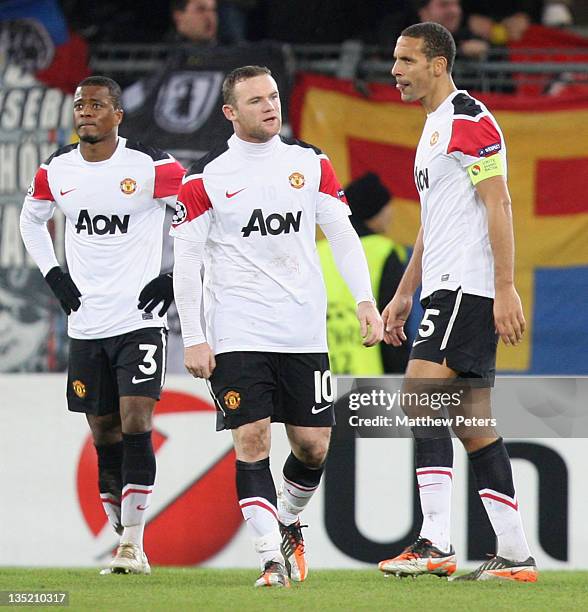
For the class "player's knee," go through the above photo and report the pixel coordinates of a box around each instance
[294,441,329,468]
[87,413,122,445]
[237,434,270,461]
[120,397,155,433]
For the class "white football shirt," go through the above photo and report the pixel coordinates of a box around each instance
[21,137,185,339]
[170,134,351,354]
[414,90,507,299]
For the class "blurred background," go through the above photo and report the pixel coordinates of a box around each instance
[1,0,587,571]
[1,0,587,375]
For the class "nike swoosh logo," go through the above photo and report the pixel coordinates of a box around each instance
[226,188,246,199]
[60,188,76,196]
[132,376,155,384]
[136,504,149,511]
[311,404,332,415]
[427,558,452,571]
[413,338,428,346]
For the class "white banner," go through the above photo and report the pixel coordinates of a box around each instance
[0,374,584,569]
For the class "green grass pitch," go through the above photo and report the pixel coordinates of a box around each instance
[1,569,587,611]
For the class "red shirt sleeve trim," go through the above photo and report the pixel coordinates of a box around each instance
[172,176,212,227]
[319,157,348,204]
[154,159,185,198]
[30,166,54,201]
[447,116,502,158]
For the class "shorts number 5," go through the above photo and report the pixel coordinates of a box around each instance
[417,308,440,338]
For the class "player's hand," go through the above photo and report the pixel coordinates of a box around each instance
[44,266,81,315]
[494,285,526,346]
[357,300,384,347]
[184,342,216,379]
[138,273,174,316]
[382,293,412,347]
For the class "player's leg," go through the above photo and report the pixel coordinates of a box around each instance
[231,418,288,586]
[380,289,470,577]
[209,352,288,587]
[106,395,156,574]
[278,424,330,582]
[379,358,457,578]
[107,328,167,575]
[67,338,123,537]
[275,353,333,582]
[86,412,123,535]
[452,388,536,582]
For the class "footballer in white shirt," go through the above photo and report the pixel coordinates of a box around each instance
[378,23,536,583]
[172,65,383,587]
[20,76,185,575]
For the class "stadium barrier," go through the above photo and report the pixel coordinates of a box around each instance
[0,374,585,569]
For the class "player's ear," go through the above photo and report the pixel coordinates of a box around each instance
[114,108,124,126]
[222,104,236,121]
[433,56,447,77]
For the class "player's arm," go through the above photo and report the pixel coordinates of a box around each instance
[320,216,383,347]
[475,173,525,345]
[316,154,383,346]
[381,227,423,346]
[20,166,81,315]
[170,173,215,378]
[153,152,186,208]
[137,153,187,316]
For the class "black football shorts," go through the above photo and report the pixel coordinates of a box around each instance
[67,327,168,415]
[410,288,498,382]
[209,351,334,430]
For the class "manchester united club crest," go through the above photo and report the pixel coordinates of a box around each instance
[72,380,86,399]
[430,131,439,146]
[120,178,137,195]
[289,172,305,189]
[223,390,241,410]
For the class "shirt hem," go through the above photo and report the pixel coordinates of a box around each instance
[214,344,327,355]
[68,320,166,340]
[421,284,494,300]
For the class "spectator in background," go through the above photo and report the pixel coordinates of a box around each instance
[218,0,258,44]
[169,0,218,44]
[462,1,533,43]
[373,1,490,60]
[417,0,490,59]
[318,173,409,375]
[542,1,574,26]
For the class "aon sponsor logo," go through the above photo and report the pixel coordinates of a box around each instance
[414,166,429,192]
[75,209,130,235]
[241,208,302,237]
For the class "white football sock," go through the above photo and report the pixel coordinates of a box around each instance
[479,489,532,561]
[416,466,453,553]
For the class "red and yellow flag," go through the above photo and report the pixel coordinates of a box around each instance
[292,74,588,373]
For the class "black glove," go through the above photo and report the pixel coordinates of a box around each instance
[44,266,82,315]
[138,273,174,316]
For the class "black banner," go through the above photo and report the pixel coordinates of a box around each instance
[0,64,72,372]
[120,42,290,165]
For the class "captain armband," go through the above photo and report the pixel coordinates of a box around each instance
[467,154,505,186]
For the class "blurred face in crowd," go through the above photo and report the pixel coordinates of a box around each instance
[73,86,122,144]
[173,0,218,43]
[366,203,393,235]
[419,0,462,34]
[223,75,282,143]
